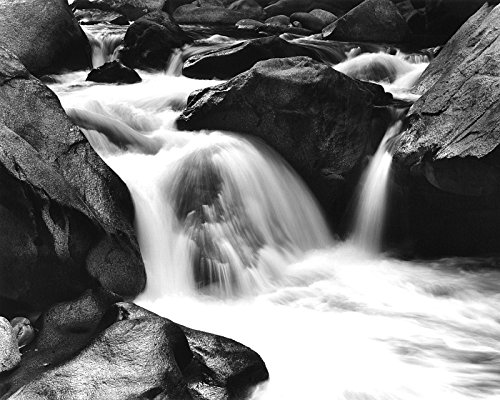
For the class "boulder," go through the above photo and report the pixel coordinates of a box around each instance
[0,0,91,76]
[0,317,20,373]
[0,46,145,317]
[235,18,265,30]
[72,0,166,20]
[391,3,500,256]
[309,8,337,25]
[228,0,265,20]
[178,57,393,228]
[173,2,255,24]
[74,8,130,25]
[323,0,410,43]
[87,60,142,83]
[119,11,191,70]
[0,295,269,399]
[263,0,361,18]
[290,11,325,31]
[264,14,290,26]
[183,36,324,79]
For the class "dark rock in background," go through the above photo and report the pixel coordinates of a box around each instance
[119,10,192,69]
[72,0,166,20]
[323,0,410,43]
[290,12,324,32]
[0,0,92,77]
[0,46,145,317]
[74,8,130,25]
[0,294,268,400]
[173,0,264,25]
[391,3,500,256]
[178,57,393,230]
[183,35,327,80]
[87,60,142,83]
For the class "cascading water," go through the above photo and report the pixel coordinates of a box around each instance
[48,36,500,400]
[352,120,402,252]
[83,25,127,67]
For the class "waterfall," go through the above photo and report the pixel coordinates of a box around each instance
[83,26,126,68]
[352,119,402,252]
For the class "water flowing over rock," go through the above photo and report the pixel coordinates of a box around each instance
[0,292,268,399]
[72,0,167,20]
[87,60,142,83]
[178,56,393,229]
[391,3,500,256]
[0,0,92,76]
[183,36,328,80]
[323,0,410,44]
[0,46,145,316]
[119,10,192,70]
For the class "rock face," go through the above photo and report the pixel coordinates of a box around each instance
[0,0,91,76]
[0,317,20,373]
[72,0,166,20]
[183,36,326,80]
[391,3,500,256]
[0,293,269,399]
[0,46,145,317]
[323,0,410,43]
[119,11,191,70]
[178,57,392,228]
[87,60,142,83]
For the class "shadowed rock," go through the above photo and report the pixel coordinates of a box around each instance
[0,0,91,76]
[391,3,500,256]
[74,8,130,25]
[72,0,166,20]
[0,46,145,317]
[87,60,142,84]
[178,57,393,229]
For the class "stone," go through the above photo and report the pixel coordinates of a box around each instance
[74,8,130,25]
[0,0,91,76]
[290,11,325,32]
[72,0,166,20]
[309,8,337,25]
[0,317,20,373]
[323,0,410,43]
[119,11,191,70]
[87,60,142,84]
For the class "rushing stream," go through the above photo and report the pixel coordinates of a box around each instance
[47,30,500,400]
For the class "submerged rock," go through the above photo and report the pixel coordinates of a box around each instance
[183,35,324,80]
[323,0,410,43]
[0,0,91,76]
[391,3,500,256]
[87,60,142,83]
[72,0,166,20]
[119,10,191,70]
[0,46,145,317]
[0,317,20,373]
[178,57,392,228]
[0,294,268,399]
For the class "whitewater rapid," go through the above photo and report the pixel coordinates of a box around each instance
[48,42,500,400]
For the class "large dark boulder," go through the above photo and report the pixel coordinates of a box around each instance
[0,0,91,76]
[119,11,191,70]
[0,46,145,317]
[323,0,410,43]
[183,35,327,80]
[290,12,325,32]
[177,57,393,229]
[0,294,268,399]
[87,60,142,83]
[72,0,167,20]
[391,3,500,256]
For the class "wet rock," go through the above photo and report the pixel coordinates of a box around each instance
[0,46,145,316]
[74,8,130,25]
[178,57,393,228]
[264,14,290,26]
[309,8,337,25]
[173,2,255,24]
[0,317,20,373]
[119,10,191,70]
[391,3,500,256]
[87,60,142,84]
[290,11,324,32]
[183,35,323,80]
[72,0,166,20]
[228,0,265,20]
[323,0,410,43]
[0,297,268,400]
[0,0,91,76]
[235,18,265,30]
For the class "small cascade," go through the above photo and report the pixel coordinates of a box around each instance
[352,119,403,252]
[83,25,126,68]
